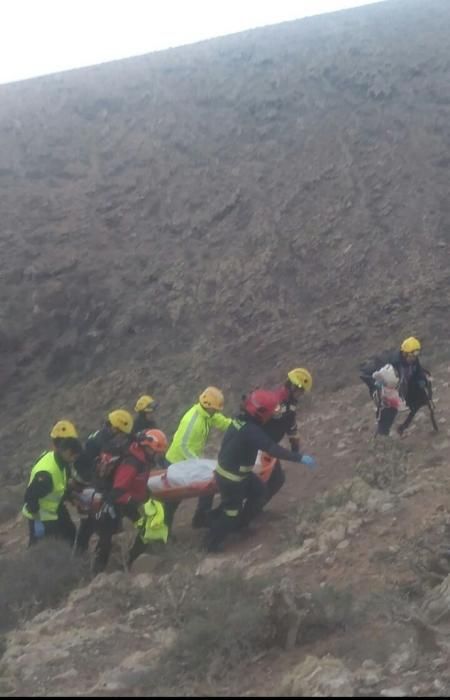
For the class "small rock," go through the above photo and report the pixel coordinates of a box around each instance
[131,573,154,589]
[388,640,417,673]
[97,669,148,692]
[337,539,350,550]
[347,518,363,535]
[432,438,450,451]
[196,556,230,577]
[421,574,450,624]
[53,668,78,683]
[127,605,156,623]
[131,554,164,576]
[380,687,408,697]
[356,659,383,687]
[282,655,355,697]
[345,502,359,514]
[246,544,313,578]
[431,657,446,670]
[380,502,395,513]
[399,484,422,498]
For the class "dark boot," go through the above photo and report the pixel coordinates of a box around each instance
[192,494,214,529]
[377,407,398,436]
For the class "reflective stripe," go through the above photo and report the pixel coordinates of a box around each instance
[239,466,253,474]
[225,509,239,517]
[232,419,245,430]
[215,464,244,482]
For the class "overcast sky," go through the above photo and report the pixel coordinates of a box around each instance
[0,0,387,85]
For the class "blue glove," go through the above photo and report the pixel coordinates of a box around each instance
[300,454,316,469]
[33,520,45,539]
[374,380,383,390]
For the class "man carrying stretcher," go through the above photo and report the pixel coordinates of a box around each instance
[204,390,317,553]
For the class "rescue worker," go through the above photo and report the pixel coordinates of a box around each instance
[360,336,432,436]
[262,367,313,505]
[75,410,134,559]
[74,409,134,483]
[133,395,158,433]
[164,387,232,530]
[205,390,316,553]
[23,420,82,547]
[88,428,168,574]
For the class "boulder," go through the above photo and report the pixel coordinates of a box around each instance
[281,654,355,697]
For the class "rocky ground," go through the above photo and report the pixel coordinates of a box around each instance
[1,367,450,696]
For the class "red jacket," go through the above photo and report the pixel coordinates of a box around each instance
[111,443,154,506]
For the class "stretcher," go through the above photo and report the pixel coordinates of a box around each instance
[73,453,277,513]
[146,452,277,502]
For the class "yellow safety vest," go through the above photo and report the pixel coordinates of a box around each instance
[135,498,168,544]
[22,451,68,521]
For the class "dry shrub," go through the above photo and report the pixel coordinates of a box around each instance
[0,539,89,634]
[151,571,270,686]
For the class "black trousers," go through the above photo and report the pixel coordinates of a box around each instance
[364,379,430,436]
[28,504,76,547]
[377,390,430,436]
[76,513,121,574]
[205,472,266,552]
[76,503,139,574]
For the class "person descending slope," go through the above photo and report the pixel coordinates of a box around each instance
[133,395,158,433]
[87,429,169,574]
[74,409,134,484]
[75,410,134,559]
[360,336,433,437]
[205,390,316,553]
[164,387,232,531]
[23,421,82,546]
[262,367,313,505]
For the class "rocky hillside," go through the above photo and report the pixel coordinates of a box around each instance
[2,365,450,696]
[0,0,450,473]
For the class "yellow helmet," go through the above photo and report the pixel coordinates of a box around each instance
[199,386,225,411]
[50,420,78,440]
[401,337,421,354]
[108,409,133,434]
[134,395,156,412]
[287,368,313,392]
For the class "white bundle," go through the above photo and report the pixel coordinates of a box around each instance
[372,364,399,388]
[147,458,217,492]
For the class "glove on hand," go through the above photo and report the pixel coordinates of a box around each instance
[299,454,316,469]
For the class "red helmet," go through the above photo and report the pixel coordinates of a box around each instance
[244,390,280,423]
[137,429,168,454]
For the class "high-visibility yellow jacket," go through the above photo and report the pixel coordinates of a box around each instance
[22,451,68,521]
[166,403,231,464]
[135,499,168,544]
